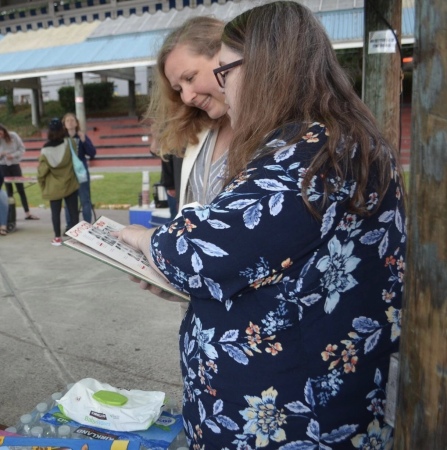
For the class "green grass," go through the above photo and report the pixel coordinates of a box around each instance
[404,171,410,189]
[14,172,161,209]
[17,170,409,209]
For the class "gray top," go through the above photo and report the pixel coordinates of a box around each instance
[185,130,227,206]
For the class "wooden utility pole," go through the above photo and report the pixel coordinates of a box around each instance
[363,0,402,150]
[393,0,447,448]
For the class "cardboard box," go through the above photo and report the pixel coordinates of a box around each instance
[40,407,184,450]
[0,436,139,450]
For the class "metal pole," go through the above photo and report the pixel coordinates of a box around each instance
[74,72,87,132]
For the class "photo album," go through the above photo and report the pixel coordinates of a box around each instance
[64,216,189,302]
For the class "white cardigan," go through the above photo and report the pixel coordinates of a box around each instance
[177,129,211,211]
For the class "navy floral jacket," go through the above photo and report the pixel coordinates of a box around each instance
[151,122,406,449]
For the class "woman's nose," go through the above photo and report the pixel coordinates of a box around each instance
[181,87,197,106]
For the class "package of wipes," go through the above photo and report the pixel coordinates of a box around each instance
[57,378,165,432]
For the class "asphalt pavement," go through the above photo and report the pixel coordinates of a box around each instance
[0,205,184,429]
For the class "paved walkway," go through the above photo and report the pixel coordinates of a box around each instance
[0,206,183,428]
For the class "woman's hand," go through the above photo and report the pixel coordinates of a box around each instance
[113,225,184,301]
[112,224,155,255]
[128,275,185,303]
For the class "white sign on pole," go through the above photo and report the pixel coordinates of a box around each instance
[368,29,397,54]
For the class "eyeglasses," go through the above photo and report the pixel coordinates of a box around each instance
[213,59,244,88]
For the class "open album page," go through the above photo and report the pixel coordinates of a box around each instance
[64,217,189,302]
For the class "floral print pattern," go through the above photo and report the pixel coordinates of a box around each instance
[151,123,406,448]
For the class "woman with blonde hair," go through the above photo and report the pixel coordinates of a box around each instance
[147,16,231,210]
[134,17,231,310]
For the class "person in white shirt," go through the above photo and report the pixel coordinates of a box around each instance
[0,124,39,220]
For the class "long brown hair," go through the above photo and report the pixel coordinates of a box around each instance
[0,124,11,143]
[62,113,80,134]
[222,1,402,217]
[145,16,225,158]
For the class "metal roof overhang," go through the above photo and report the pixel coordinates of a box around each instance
[0,29,169,81]
[0,5,415,83]
[0,59,155,82]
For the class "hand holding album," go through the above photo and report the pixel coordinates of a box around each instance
[128,275,185,303]
[64,216,189,302]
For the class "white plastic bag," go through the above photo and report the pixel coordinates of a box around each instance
[57,378,165,432]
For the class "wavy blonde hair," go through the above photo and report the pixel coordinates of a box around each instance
[222,1,403,218]
[145,16,225,158]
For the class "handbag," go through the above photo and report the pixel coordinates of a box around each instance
[68,138,88,184]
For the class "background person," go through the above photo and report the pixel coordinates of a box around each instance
[37,118,79,246]
[159,154,183,220]
[62,113,96,223]
[116,2,406,448]
[0,124,39,220]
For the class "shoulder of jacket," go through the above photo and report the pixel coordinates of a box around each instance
[42,141,66,152]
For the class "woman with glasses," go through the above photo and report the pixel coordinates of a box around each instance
[117,2,406,448]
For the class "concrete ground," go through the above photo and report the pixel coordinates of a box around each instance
[0,205,183,429]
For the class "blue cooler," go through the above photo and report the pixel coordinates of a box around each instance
[150,208,171,227]
[129,206,153,228]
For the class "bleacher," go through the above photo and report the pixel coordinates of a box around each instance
[20,109,412,171]
[20,116,161,170]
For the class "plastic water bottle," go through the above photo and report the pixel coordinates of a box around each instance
[57,425,71,438]
[35,402,48,419]
[19,413,33,435]
[169,429,188,449]
[164,397,178,415]
[49,391,63,409]
[30,426,43,438]
[52,391,63,401]
[5,426,17,434]
[43,422,57,437]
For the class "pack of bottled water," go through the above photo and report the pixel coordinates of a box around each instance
[4,383,188,450]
